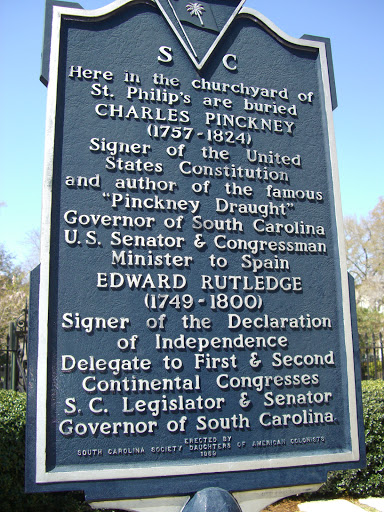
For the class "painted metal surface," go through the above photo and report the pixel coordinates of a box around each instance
[26,0,365,500]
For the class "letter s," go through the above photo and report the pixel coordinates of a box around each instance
[64,397,77,415]
[86,231,98,246]
[158,46,173,63]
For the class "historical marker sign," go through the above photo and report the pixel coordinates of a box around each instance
[26,0,365,501]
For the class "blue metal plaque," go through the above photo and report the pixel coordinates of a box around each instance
[26,0,365,500]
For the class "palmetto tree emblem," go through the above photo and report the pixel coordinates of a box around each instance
[186,2,206,26]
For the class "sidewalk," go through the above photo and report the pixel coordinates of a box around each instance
[298,498,384,512]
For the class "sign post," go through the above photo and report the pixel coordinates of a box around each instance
[26,0,365,509]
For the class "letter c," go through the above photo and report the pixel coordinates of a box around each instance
[259,413,271,427]
[223,54,237,71]
[89,397,104,414]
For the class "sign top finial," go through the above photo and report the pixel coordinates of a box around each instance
[155,0,245,67]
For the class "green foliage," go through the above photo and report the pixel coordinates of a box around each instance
[361,360,383,381]
[0,390,26,508]
[0,244,29,349]
[0,390,98,512]
[357,306,384,337]
[316,380,384,497]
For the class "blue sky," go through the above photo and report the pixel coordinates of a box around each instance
[0,0,383,266]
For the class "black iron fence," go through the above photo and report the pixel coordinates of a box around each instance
[0,306,28,392]
[360,332,384,381]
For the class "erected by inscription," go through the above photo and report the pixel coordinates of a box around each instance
[27,0,364,498]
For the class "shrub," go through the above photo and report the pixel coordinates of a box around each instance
[315,380,384,497]
[0,390,96,512]
[0,390,26,509]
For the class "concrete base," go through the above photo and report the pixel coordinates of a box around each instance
[89,483,323,512]
[359,498,384,512]
[299,499,365,511]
